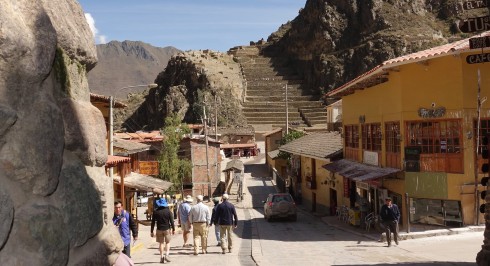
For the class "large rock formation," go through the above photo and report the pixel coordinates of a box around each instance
[0,1,121,265]
[122,50,247,131]
[264,0,485,94]
[88,41,180,98]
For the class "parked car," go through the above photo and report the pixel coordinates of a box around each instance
[263,193,297,222]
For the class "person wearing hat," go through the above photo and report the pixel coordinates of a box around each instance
[380,197,400,247]
[188,195,211,255]
[214,193,238,254]
[151,198,175,263]
[210,197,221,246]
[113,201,138,258]
[178,195,193,248]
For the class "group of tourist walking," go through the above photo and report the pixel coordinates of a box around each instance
[111,193,237,264]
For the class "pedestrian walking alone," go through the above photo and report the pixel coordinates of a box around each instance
[113,201,138,258]
[151,198,175,263]
[177,195,193,247]
[188,195,211,255]
[214,193,238,254]
[210,197,221,246]
[380,197,400,247]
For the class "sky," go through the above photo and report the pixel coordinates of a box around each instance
[78,0,306,52]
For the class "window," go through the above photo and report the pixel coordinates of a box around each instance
[475,119,490,155]
[362,123,381,151]
[406,120,461,154]
[385,122,401,153]
[344,125,359,148]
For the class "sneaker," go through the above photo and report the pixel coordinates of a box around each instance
[193,252,198,256]
[222,250,226,254]
[216,243,221,246]
[165,256,171,262]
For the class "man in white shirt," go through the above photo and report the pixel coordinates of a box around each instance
[188,195,211,255]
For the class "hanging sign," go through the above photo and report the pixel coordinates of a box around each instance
[459,16,490,33]
[460,1,488,10]
[469,36,490,49]
[466,53,490,64]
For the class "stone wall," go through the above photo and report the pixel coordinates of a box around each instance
[0,1,121,265]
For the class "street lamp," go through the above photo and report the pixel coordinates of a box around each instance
[109,83,158,209]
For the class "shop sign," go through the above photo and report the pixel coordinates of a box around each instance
[466,53,490,64]
[139,161,159,175]
[469,36,490,49]
[418,107,446,118]
[363,150,378,166]
[410,207,416,214]
[460,0,488,10]
[356,181,369,191]
[459,15,490,33]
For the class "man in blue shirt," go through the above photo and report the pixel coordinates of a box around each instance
[178,195,193,247]
[380,197,400,247]
[214,194,238,254]
[113,201,138,258]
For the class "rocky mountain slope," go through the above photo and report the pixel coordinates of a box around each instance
[121,50,247,131]
[121,0,487,131]
[264,0,484,94]
[88,40,180,98]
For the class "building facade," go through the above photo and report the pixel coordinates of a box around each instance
[326,33,490,227]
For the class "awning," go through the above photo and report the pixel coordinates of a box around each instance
[268,149,280,159]
[221,143,256,149]
[113,172,173,194]
[322,159,401,182]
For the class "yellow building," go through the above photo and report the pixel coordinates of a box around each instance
[279,132,343,215]
[326,32,490,227]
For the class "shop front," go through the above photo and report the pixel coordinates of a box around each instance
[323,159,401,227]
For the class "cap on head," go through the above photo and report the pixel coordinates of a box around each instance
[197,195,204,201]
[222,193,229,200]
[385,197,392,201]
[185,195,193,202]
[156,198,168,208]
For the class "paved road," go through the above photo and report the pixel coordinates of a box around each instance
[131,142,482,265]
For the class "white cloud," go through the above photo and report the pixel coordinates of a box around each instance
[84,13,107,44]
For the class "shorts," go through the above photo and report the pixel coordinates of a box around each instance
[156,229,171,243]
[181,222,191,232]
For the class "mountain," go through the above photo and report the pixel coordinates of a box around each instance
[87,40,180,98]
[120,0,485,131]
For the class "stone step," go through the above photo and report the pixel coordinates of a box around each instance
[247,83,302,89]
[245,90,304,97]
[242,111,302,118]
[302,112,328,117]
[245,76,303,82]
[243,101,322,108]
[307,118,328,125]
[245,95,317,102]
[246,118,306,124]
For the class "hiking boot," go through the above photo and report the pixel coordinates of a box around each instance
[160,256,165,264]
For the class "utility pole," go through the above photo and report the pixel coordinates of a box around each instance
[285,83,289,135]
[203,96,211,200]
[215,94,219,188]
[475,69,487,225]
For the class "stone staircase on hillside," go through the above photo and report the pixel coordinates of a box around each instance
[229,46,328,129]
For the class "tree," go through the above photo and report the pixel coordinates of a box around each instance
[278,130,305,160]
[158,113,192,193]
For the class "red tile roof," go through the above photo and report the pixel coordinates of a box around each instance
[327,31,490,97]
[90,93,127,108]
[106,155,131,166]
